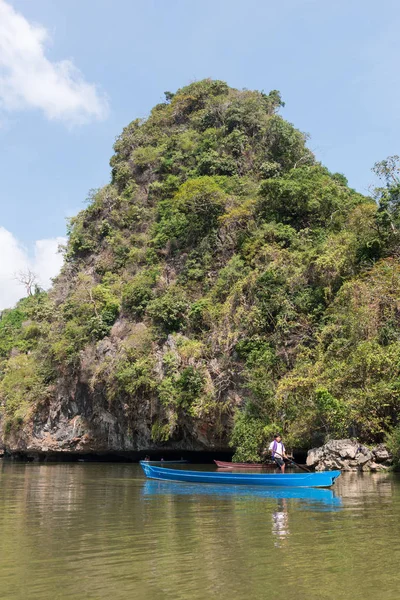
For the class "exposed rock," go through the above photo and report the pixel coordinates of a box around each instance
[307,439,393,471]
[0,369,230,458]
[356,450,373,465]
[372,444,391,463]
[369,461,389,472]
[324,439,358,459]
[306,446,324,465]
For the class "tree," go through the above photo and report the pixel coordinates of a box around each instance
[372,156,400,250]
[14,269,40,296]
[373,155,400,186]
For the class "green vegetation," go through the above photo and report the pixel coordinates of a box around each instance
[2,80,400,460]
[386,425,400,467]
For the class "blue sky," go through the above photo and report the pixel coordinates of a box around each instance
[1,0,399,306]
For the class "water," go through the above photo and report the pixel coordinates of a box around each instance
[0,462,399,600]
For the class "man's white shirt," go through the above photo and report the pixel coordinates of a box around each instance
[269,441,285,456]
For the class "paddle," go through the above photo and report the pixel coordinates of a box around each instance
[273,451,312,473]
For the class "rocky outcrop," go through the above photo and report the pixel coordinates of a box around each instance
[307,439,392,471]
[0,374,230,459]
[0,322,234,459]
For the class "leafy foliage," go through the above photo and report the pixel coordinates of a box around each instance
[147,288,189,333]
[0,354,49,431]
[386,426,400,467]
[122,269,158,318]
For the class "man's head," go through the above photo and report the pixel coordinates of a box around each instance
[274,434,282,442]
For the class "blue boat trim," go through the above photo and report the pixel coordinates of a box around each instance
[140,462,341,488]
[144,460,189,465]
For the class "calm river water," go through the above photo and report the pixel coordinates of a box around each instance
[0,462,399,600]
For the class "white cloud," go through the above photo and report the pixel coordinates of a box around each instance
[0,0,108,124]
[0,226,66,310]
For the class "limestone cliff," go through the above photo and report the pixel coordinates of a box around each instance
[1,79,399,460]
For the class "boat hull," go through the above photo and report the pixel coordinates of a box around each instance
[140,462,341,488]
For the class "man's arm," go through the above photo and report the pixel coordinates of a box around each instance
[262,445,274,461]
[283,447,293,459]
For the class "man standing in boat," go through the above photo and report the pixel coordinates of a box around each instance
[268,434,289,473]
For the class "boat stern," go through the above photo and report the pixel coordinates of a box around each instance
[307,469,342,487]
[330,470,341,485]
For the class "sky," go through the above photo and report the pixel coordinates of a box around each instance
[1,0,400,309]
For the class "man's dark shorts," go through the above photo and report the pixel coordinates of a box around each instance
[273,457,284,468]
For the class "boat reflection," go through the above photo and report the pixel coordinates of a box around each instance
[142,480,342,510]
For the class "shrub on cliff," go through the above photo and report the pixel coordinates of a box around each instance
[152,176,227,249]
[122,270,158,318]
[147,288,189,333]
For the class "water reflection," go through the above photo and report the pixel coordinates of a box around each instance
[142,479,342,509]
[0,464,399,600]
[272,498,289,546]
[335,471,395,505]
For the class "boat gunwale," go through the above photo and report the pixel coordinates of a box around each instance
[145,460,189,465]
[214,460,274,469]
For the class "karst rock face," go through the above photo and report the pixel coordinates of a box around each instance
[0,344,231,458]
[1,79,400,461]
[307,440,393,472]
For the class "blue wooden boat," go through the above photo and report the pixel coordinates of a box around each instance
[140,461,341,488]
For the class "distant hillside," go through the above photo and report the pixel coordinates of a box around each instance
[1,79,399,460]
